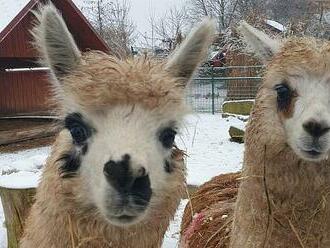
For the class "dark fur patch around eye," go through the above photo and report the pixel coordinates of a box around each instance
[58,114,94,179]
[159,127,177,149]
[57,151,81,178]
[65,112,84,129]
[64,113,92,146]
[274,83,297,119]
[164,160,174,173]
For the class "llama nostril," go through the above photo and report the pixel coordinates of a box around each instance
[103,156,151,198]
[131,174,152,204]
[122,154,131,162]
[103,160,116,177]
[303,120,330,137]
[137,167,147,177]
[103,157,133,191]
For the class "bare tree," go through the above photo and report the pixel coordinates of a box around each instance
[142,6,189,52]
[235,0,266,20]
[188,0,210,20]
[82,0,136,58]
[155,7,188,50]
[187,0,243,31]
[264,0,330,39]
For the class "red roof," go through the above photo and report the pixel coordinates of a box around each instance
[0,0,109,69]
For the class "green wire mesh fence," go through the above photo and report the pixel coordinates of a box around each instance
[187,66,264,114]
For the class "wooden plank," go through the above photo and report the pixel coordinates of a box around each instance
[0,187,36,248]
[0,124,60,145]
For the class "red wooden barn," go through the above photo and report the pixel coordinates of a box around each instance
[0,0,109,117]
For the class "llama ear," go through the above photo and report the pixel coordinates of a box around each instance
[165,19,216,87]
[238,21,281,63]
[32,4,81,79]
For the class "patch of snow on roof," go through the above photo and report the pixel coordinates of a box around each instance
[324,11,330,24]
[0,0,30,34]
[266,19,286,32]
[209,51,219,59]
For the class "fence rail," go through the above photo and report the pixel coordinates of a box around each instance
[187,65,263,114]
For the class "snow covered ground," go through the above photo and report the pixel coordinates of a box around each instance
[178,114,244,186]
[0,113,245,247]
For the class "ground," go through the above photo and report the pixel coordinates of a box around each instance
[0,113,245,247]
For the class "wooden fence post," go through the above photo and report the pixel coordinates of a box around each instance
[0,187,36,248]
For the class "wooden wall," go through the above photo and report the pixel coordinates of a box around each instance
[0,0,109,116]
[0,71,52,116]
[226,52,263,100]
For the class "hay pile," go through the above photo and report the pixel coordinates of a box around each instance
[180,172,241,248]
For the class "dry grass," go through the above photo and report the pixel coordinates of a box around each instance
[180,172,240,248]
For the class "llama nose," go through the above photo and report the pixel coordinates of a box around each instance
[103,154,149,193]
[303,120,330,138]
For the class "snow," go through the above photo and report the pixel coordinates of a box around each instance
[0,147,50,188]
[325,12,330,24]
[209,51,219,60]
[162,200,188,247]
[177,114,244,185]
[223,99,255,104]
[265,19,286,32]
[0,201,5,248]
[0,113,244,247]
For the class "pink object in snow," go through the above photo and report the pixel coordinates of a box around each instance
[180,212,205,248]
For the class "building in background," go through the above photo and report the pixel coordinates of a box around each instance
[0,0,109,117]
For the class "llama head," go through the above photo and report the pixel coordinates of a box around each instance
[239,21,330,162]
[33,4,215,226]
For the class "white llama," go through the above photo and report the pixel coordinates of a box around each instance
[20,4,215,248]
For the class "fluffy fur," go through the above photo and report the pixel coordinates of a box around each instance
[181,22,330,248]
[233,23,330,247]
[237,21,280,62]
[20,4,215,248]
[21,131,186,247]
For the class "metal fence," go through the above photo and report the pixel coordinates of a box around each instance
[186,65,264,114]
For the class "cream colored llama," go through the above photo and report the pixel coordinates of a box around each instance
[231,22,330,247]
[180,22,330,248]
[20,4,215,248]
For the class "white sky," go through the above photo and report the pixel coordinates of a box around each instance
[0,0,187,46]
[129,0,187,46]
[0,0,30,33]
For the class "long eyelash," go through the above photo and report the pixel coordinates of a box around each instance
[57,151,81,178]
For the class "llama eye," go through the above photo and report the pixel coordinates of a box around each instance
[70,125,89,144]
[65,113,91,145]
[274,83,292,110]
[159,128,177,149]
